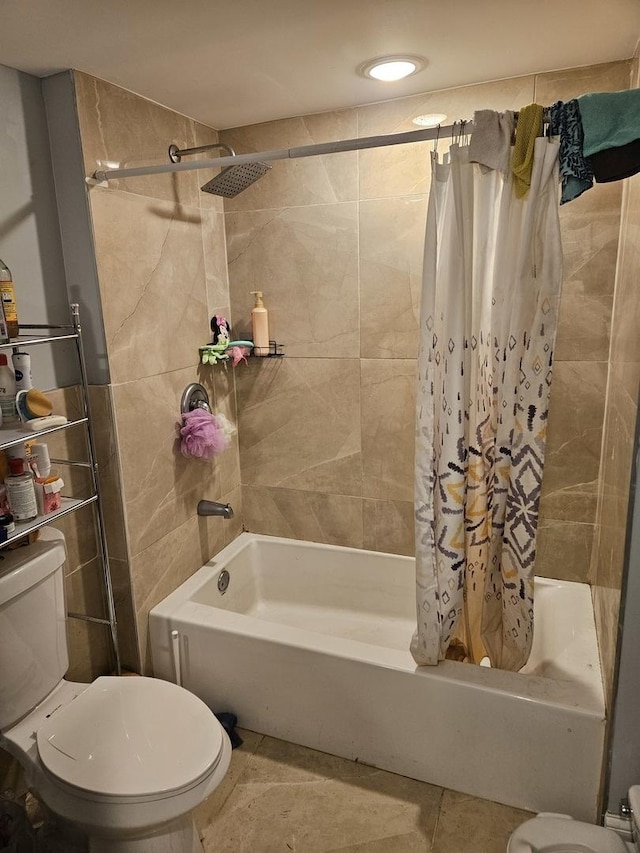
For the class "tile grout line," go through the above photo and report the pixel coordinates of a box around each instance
[429,787,446,852]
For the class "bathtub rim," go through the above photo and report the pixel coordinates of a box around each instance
[150,532,605,719]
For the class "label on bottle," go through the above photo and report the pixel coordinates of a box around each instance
[6,476,38,521]
[0,387,17,423]
[12,353,32,391]
[0,281,18,339]
[0,400,16,423]
[0,283,17,323]
[0,302,9,345]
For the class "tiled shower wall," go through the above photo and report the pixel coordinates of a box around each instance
[61,60,632,685]
[222,61,630,580]
[590,56,640,707]
[72,72,243,673]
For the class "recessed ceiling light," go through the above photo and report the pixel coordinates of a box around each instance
[361,55,425,82]
[412,113,448,128]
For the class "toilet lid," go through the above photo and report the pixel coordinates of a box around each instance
[508,816,630,852]
[37,676,224,799]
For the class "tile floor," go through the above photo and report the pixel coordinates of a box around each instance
[195,730,532,852]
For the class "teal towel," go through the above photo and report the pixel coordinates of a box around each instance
[578,89,640,157]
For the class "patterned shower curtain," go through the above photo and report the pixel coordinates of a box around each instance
[411,137,562,672]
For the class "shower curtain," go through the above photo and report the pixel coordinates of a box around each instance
[412,137,562,671]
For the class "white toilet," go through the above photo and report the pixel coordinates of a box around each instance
[508,788,640,852]
[0,528,232,852]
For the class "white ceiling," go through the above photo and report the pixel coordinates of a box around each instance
[2,0,640,129]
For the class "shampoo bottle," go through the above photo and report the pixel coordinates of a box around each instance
[250,291,269,357]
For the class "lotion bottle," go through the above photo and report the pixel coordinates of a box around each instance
[11,350,32,391]
[250,291,270,357]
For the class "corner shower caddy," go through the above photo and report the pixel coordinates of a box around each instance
[0,303,120,674]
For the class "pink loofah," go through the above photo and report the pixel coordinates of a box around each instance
[180,408,229,459]
[229,345,251,366]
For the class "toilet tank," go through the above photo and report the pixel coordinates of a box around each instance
[0,528,68,730]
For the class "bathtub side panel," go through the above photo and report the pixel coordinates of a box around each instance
[169,620,604,821]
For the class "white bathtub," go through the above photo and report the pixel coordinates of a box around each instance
[149,533,605,820]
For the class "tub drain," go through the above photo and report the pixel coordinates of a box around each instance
[217,569,230,594]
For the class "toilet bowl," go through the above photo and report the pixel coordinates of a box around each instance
[508,787,640,852]
[508,813,631,852]
[0,529,231,852]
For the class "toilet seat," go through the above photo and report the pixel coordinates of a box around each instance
[37,676,225,803]
[508,814,631,852]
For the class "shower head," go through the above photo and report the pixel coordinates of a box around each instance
[167,141,271,198]
[200,161,271,197]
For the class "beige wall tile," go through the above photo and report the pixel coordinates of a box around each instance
[243,485,364,548]
[361,359,416,501]
[593,583,622,708]
[133,511,229,674]
[611,174,640,368]
[226,203,359,356]
[112,366,238,556]
[66,617,113,682]
[588,105,640,702]
[534,61,632,105]
[363,499,415,557]
[357,76,535,200]
[236,357,362,495]
[90,188,210,384]
[220,484,243,548]
[63,533,105,616]
[202,209,231,312]
[535,519,594,583]
[110,557,140,673]
[74,72,202,206]
[540,361,608,521]
[555,182,622,362]
[205,362,241,497]
[192,122,225,214]
[538,482,598,525]
[87,384,130,562]
[220,110,358,212]
[360,196,427,359]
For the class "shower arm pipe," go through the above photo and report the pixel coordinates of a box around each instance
[168,141,235,162]
[91,122,475,183]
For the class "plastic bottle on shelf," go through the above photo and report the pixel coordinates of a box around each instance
[29,442,51,479]
[11,350,32,391]
[0,354,17,425]
[5,457,38,521]
[250,290,270,356]
[0,259,19,340]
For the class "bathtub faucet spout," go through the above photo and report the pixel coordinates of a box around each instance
[197,500,234,519]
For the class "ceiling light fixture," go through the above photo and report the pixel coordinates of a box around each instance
[412,113,448,128]
[361,55,425,82]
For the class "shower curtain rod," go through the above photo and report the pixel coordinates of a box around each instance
[90,121,476,183]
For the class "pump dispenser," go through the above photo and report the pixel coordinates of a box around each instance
[250,291,269,357]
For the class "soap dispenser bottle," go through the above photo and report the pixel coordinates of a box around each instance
[250,291,269,357]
